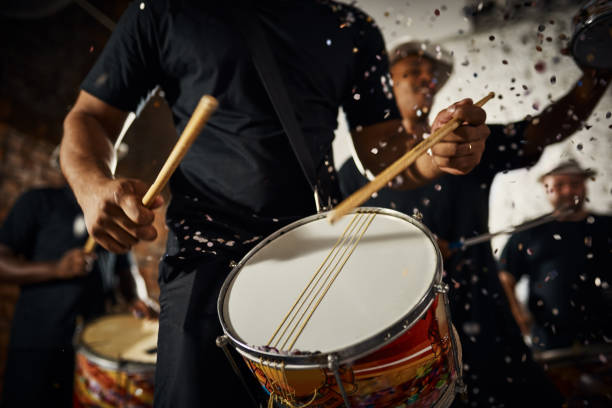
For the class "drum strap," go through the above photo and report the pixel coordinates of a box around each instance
[230,2,335,212]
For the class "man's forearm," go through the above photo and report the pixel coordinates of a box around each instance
[523,70,611,158]
[0,252,58,284]
[61,110,118,201]
[499,271,525,324]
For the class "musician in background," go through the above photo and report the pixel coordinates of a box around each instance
[0,154,157,408]
[337,40,610,407]
[59,2,490,406]
[499,159,612,351]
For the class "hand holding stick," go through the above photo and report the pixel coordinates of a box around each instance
[327,92,495,224]
[84,95,219,253]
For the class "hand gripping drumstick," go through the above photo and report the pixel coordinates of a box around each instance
[83,95,219,253]
[327,92,495,224]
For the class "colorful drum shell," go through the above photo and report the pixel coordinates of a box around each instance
[218,207,462,408]
[74,314,157,408]
[242,294,459,408]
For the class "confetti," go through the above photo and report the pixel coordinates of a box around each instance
[534,61,546,72]
[544,270,558,282]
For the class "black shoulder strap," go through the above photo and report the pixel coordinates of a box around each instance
[231,4,327,208]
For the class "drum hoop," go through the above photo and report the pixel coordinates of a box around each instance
[75,314,157,374]
[217,206,443,368]
[570,3,612,50]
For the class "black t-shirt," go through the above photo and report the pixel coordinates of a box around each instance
[0,187,131,348]
[81,0,400,218]
[499,215,612,350]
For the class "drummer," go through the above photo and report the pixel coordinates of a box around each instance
[59,1,490,406]
[499,159,612,351]
[0,152,158,408]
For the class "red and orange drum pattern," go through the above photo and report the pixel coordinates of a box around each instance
[73,314,158,408]
[245,295,458,408]
[74,353,155,408]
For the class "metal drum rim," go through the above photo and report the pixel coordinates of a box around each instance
[217,206,443,368]
[75,313,157,374]
[570,1,612,68]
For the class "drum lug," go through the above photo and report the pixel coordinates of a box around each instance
[216,335,230,347]
[454,378,467,395]
[434,283,449,294]
[328,355,352,408]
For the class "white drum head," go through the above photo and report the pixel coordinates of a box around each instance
[222,209,439,355]
[80,314,158,365]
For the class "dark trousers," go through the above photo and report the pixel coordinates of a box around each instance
[153,256,263,407]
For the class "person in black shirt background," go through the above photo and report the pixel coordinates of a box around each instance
[499,159,612,351]
[0,181,157,408]
[59,1,491,406]
[337,40,610,407]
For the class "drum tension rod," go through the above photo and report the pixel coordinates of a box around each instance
[434,283,449,294]
[216,335,261,408]
[328,355,351,408]
[438,287,468,397]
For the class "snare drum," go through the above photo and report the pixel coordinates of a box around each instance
[570,0,612,69]
[218,208,463,408]
[74,314,158,408]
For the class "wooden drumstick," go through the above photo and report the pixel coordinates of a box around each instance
[327,92,495,224]
[84,95,219,253]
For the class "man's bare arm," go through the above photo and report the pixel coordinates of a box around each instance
[499,270,531,335]
[522,69,611,160]
[61,91,163,253]
[0,244,90,284]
